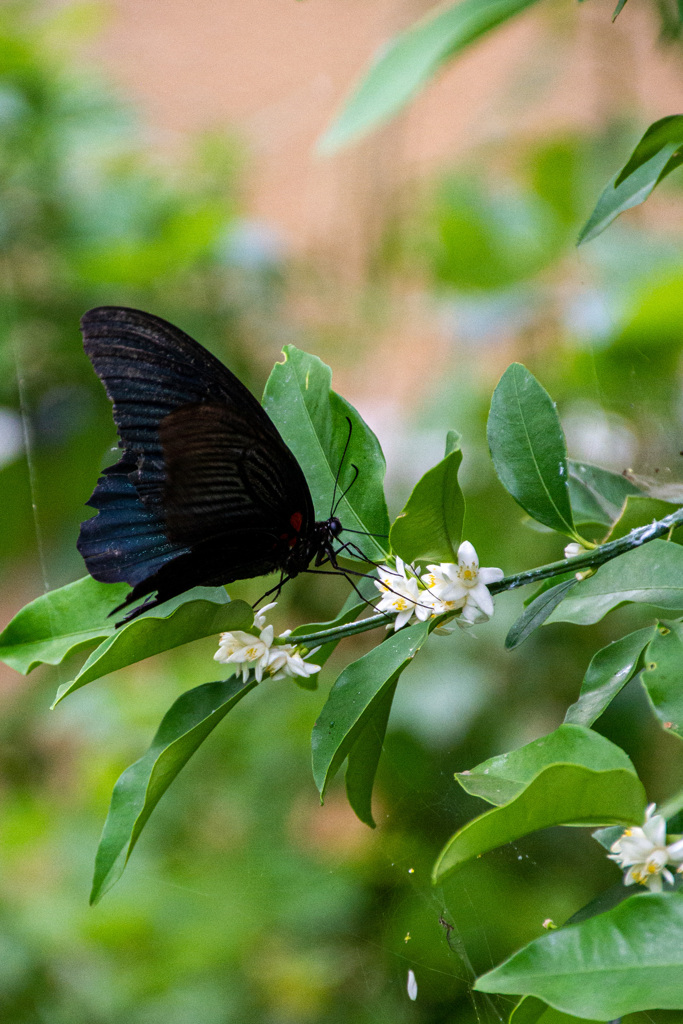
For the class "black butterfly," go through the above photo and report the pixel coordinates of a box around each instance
[77,307,360,623]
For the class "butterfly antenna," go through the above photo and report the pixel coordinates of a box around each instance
[332,463,359,517]
[330,417,354,516]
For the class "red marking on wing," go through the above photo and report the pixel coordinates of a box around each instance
[289,511,303,533]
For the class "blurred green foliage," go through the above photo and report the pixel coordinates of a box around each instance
[3,3,683,1023]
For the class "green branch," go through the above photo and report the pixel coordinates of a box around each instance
[292,506,683,650]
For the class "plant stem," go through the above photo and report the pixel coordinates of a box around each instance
[489,506,683,595]
[293,507,683,649]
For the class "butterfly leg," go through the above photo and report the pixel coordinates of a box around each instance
[303,568,380,612]
[254,570,290,609]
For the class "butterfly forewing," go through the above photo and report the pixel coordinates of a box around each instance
[79,307,316,615]
[159,402,313,548]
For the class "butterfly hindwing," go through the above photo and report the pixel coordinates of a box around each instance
[77,454,191,587]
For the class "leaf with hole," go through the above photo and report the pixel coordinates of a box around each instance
[641,621,683,739]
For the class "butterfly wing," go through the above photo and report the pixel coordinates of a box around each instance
[78,307,314,611]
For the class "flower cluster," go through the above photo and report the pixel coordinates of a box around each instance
[374,541,503,631]
[214,603,321,684]
[608,804,683,892]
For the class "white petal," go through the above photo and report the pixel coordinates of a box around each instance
[459,602,489,626]
[437,581,468,603]
[666,838,683,864]
[395,608,413,630]
[254,601,277,627]
[644,813,667,848]
[478,566,504,585]
[457,541,479,569]
[260,624,274,647]
[468,583,494,617]
[407,970,417,1001]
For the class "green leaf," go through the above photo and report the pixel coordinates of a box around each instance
[615,115,683,185]
[345,680,397,828]
[262,345,389,562]
[311,621,430,798]
[52,596,253,706]
[606,494,682,544]
[578,116,683,244]
[509,998,605,1024]
[475,892,683,1017]
[509,997,604,1024]
[564,626,656,726]
[661,785,683,823]
[612,0,629,20]
[547,540,683,626]
[455,723,638,806]
[641,620,683,739]
[509,997,548,1024]
[487,364,575,536]
[567,459,642,529]
[90,675,256,904]
[389,435,465,564]
[505,578,579,650]
[565,876,643,925]
[0,576,131,673]
[432,763,646,883]
[318,0,540,153]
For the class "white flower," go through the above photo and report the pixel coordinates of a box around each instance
[267,643,321,681]
[422,541,503,625]
[214,623,275,682]
[564,542,586,559]
[215,601,322,683]
[375,556,433,631]
[608,804,683,892]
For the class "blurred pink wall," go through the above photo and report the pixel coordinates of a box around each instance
[90,0,683,262]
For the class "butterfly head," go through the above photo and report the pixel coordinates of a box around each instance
[327,516,343,539]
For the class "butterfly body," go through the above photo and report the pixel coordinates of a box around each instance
[77,307,345,621]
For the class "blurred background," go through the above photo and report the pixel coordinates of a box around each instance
[2,0,683,1021]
